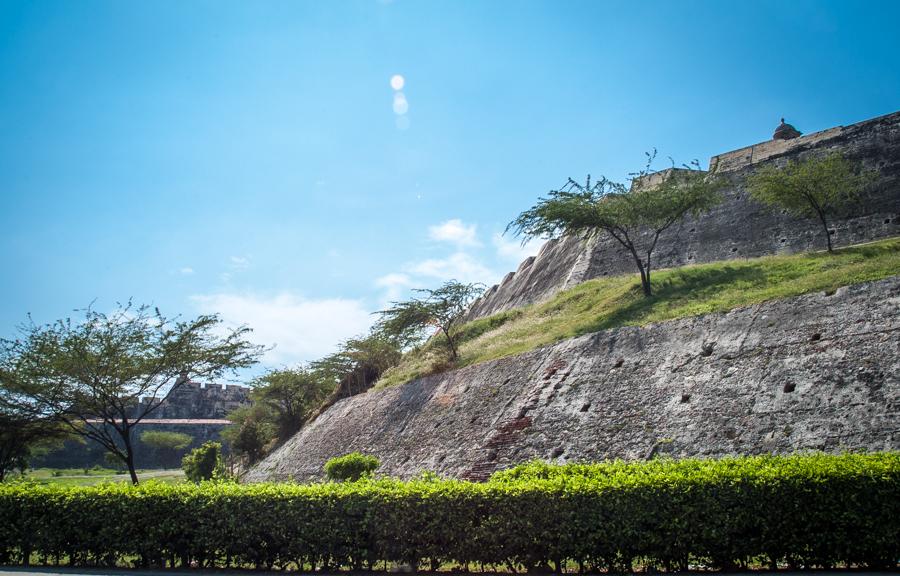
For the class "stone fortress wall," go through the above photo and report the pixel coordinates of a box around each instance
[247,277,900,482]
[465,111,900,320]
[247,110,900,483]
[135,379,250,420]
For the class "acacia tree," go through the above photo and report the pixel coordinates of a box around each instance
[507,159,723,297]
[0,303,263,484]
[375,280,484,361]
[746,152,874,252]
[311,331,404,398]
[140,430,193,469]
[248,367,333,443]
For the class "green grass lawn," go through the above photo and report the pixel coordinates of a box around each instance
[23,467,185,486]
[376,237,900,389]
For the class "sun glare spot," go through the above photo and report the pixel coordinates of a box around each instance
[393,93,409,115]
[390,74,405,91]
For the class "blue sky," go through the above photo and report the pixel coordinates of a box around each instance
[2,0,898,373]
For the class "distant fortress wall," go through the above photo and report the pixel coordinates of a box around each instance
[465,111,900,321]
[34,381,251,469]
[135,380,250,420]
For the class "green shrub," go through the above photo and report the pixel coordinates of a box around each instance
[0,452,896,571]
[324,452,380,481]
[181,441,224,482]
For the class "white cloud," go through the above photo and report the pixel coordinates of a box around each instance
[179,267,194,275]
[428,219,480,247]
[374,273,414,305]
[409,252,495,284]
[190,292,372,367]
[230,256,250,269]
[493,233,545,263]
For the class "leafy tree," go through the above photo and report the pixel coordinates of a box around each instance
[746,152,874,252]
[324,452,380,481]
[140,430,193,468]
[310,331,404,398]
[182,441,224,482]
[140,430,192,451]
[0,303,263,484]
[0,411,65,481]
[227,418,268,465]
[250,367,333,443]
[223,366,336,464]
[507,158,723,297]
[375,280,485,360]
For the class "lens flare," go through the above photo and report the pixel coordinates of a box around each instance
[392,93,408,115]
[390,74,405,91]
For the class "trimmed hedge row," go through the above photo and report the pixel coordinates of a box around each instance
[1,452,898,571]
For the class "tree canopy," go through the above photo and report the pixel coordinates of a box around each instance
[746,152,874,252]
[375,280,484,360]
[0,303,263,483]
[507,159,723,296]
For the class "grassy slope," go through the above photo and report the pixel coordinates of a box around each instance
[376,237,900,389]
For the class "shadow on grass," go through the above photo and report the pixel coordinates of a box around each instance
[579,264,768,335]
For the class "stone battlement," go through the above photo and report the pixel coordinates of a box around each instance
[136,380,251,420]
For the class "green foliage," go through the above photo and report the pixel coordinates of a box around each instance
[376,237,900,389]
[0,413,66,482]
[746,152,875,252]
[508,160,723,296]
[376,280,485,360]
[226,418,269,465]
[324,452,380,481]
[140,431,193,469]
[0,452,896,570]
[0,302,263,484]
[181,441,224,482]
[311,331,404,397]
[140,431,192,452]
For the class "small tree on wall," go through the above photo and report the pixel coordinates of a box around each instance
[507,158,724,297]
[375,280,484,361]
[746,152,875,252]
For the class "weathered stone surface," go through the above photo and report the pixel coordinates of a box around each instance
[465,110,900,321]
[246,276,900,483]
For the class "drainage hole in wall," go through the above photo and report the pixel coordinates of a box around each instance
[810,332,822,342]
[680,393,691,403]
[580,402,591,412]
[784,383,796,393]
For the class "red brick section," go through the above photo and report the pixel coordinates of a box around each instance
[462,416,533,481]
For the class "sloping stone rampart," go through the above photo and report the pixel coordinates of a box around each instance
[246,276,900,483]
[465,111,900,320]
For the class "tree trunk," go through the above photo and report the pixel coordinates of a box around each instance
[626,246,653,297]
[121,428,140,485]
[441,327,458,360]
[817,210,833,252]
